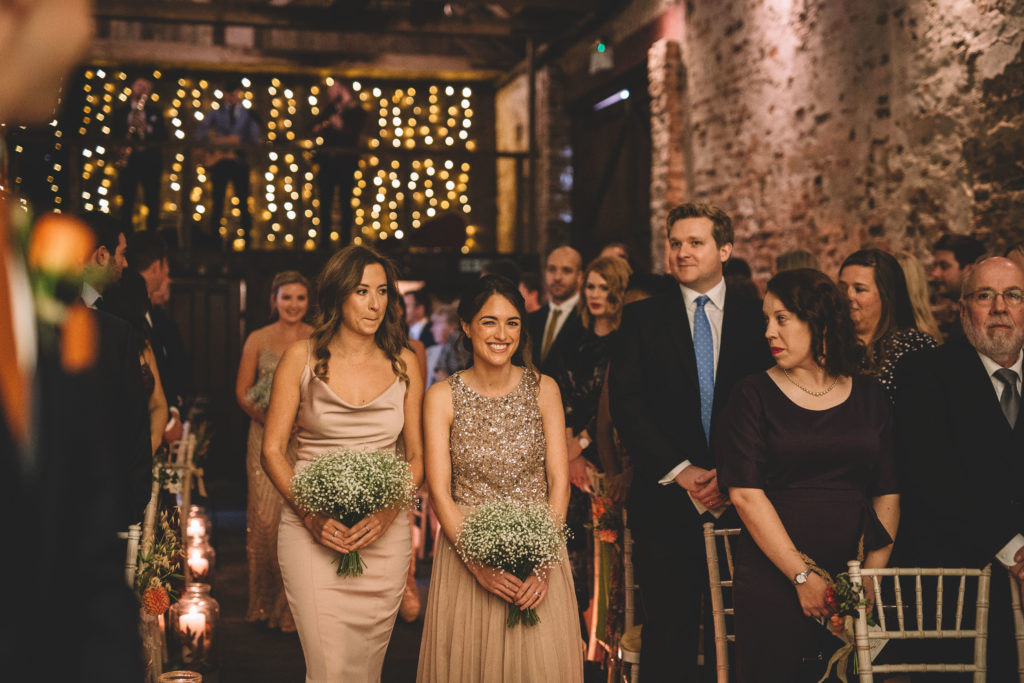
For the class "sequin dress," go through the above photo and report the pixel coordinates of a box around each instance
[245,348,296,631]
[417,369,584,683]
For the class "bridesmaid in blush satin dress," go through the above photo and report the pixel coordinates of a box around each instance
[235,270,312,631]
[261,246,424,683]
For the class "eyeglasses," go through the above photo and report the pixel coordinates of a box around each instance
[963,288,1024,307]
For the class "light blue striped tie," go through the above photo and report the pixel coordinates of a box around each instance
[694,295,715,443]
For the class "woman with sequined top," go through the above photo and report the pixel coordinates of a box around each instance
[417,275,583,682]
[838,249,938,401]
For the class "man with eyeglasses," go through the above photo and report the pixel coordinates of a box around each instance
[893,256,1024,678]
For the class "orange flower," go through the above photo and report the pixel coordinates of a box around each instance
[142,586,171,615]
[27,213,94,275]
[598,529,618,544]
[829,614,845,636]
[60,302,97,372]
[592,499,607,518]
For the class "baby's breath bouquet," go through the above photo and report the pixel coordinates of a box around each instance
[456,500,568,627]
[245,371,275,412]
[291,448,415,576]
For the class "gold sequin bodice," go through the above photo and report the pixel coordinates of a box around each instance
[448,369,548,506]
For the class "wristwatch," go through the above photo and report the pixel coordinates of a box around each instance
[792,568,813,586]
[577,435,591,449]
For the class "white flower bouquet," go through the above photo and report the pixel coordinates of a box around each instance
[291,448,415,576]
[245,371,275,412]
[456,500,568,627]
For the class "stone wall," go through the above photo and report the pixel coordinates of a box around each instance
[678,0,1024,278]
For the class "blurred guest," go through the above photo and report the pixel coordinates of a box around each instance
[113,76,166,232]
[556,256,632,633]
[426,303,458,386]
[404,287,436,348]
[718,268,899,683]
[724,256,761,304]
[775,248,820,273]
[624,272,671,305]
[609,203,772,681]
[80,212,127,308]
[930,233,986,341]
[101,270,169,454]
[528,245,584,376]
[1005,242,1024,272]
[518,271,543,313]
[313,80,366,249]
[235,271,312,632]
[839,249,937,400]
[196,83,261,247]
[894,250,942,342]
[599,240,632,267]
[434,312,473,381]
[0,4,142,681]
[894,257,1024,678]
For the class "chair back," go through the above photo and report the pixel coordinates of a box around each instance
[703,523,740,683]
[117,523,142,588]
[848,560,992,683]
[1006,567,1024,681]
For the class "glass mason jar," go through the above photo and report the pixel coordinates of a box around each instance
[168,583,220,672]
[185,537,216,583]
[185,505,211,544]
[158,671,202,682]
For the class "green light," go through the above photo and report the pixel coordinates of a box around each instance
[597,42,606,53]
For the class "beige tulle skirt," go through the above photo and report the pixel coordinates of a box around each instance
[416,532,584,683]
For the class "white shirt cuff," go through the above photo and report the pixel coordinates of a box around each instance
[659,460,692,486]
[996,534,1024,567]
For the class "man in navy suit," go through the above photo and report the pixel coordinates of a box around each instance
[895,256,1024,679]
[610,203,771,681]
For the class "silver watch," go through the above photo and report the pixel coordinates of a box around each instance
[792,568,813,586]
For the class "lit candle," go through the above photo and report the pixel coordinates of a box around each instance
[186,518,205,540]
[188,550,209,578]
[179,606,206,647]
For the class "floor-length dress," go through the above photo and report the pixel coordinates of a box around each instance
[716,374,898,683]
[246,348,296,631]
[278,358,411,683]
[417,369,584,683]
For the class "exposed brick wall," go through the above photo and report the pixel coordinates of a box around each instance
[648,38,688,272]
[679,0,1024,279]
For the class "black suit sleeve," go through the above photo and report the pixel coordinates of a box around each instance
[609,302,688,480]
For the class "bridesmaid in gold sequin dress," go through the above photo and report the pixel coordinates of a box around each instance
[262,246,424,683]
[236,270,313,631]
[417,275,584,683]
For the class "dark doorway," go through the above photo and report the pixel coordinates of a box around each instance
[570,65,652,272]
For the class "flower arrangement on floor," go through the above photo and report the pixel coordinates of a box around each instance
[291,448,416,576]
[136,509,185,616]
[456,500,569,627]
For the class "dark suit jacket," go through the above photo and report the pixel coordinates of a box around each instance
[528,303,584,378]
[150,304,189,411]
[94,307,154,525]
[609,283,772,532]
[894,337,1024,569]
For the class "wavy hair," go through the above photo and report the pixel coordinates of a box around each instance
[268,270,312,322]
[839,249,917,371]
[893,251,941,342]
[310,245,408,384]
[578,256,633,330]
[457,274,534,370]
[766,268,861,378]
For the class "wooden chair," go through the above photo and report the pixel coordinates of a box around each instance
[619,511,641,683]
[117,523,142,588]
[703,523,741,683]
[1007,567,1024,682]
[848,560,992,682]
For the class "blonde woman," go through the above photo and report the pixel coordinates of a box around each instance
[235,270,313,632]
[894,250,941,342]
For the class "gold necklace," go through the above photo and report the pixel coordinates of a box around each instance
[782,368,840,397]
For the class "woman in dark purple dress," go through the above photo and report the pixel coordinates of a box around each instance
[716,268,900,682]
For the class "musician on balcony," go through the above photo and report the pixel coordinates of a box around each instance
[196,82,262,247]
[113,76,167,233]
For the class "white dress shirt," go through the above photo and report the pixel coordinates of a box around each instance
[660,277,727,484]
[82,282,101,309]
[977,350,1024,568]
[409,318,427,342]
[543,293,579,347]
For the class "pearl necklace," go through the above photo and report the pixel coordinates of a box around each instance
[782,368,840,397]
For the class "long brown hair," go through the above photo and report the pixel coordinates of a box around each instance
[310,245,409,384]
[578,256,633,330]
